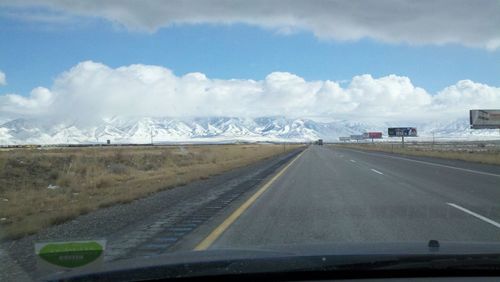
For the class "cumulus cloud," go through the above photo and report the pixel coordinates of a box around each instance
[1,61,499,124]
[0,70,6,85]
[0,87,53,115]
[1,0,499,50]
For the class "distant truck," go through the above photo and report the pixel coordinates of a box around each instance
[318,139,323,145]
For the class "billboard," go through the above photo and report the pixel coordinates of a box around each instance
[338,137,350,141]
[470,110,500,129]
[367,132,382,139]
[350,134,364,140]
[388,127,417,137]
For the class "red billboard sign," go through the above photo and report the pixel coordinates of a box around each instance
[367,132,382,139]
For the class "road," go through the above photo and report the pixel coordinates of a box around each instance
[4,145,500,281]
[201,145,500,250]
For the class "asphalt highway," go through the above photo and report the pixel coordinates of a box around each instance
[4,145,500,281]
[205,145,500,249]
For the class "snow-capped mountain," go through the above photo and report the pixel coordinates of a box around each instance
[0,116,498,145]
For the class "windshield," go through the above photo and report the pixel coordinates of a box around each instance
[1,1,500,281]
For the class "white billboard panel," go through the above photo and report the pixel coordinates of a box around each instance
[470,110,500,129]
[350,134,364,140]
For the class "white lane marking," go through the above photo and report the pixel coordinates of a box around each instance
[344,149,500,178]
[371,169,384,175]
[350,159,356,163]
[447,203,500,229]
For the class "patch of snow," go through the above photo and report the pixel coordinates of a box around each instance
[47,184,60,190]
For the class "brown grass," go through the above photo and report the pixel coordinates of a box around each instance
[332,143,500,165]
[0,144,301,240]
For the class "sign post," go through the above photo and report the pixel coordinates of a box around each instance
[365,132,382,143]
[350,135,364,142]
[388,127,417,148]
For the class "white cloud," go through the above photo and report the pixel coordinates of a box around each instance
[0,70,6,85]
[1,0,499,50]
[0,87,53,115]
[430,80,500,117]
[1,61,500,124]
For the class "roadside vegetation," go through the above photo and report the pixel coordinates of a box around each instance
[0,144,300,240]
[332,143,500,165]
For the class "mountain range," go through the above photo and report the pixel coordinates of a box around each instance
[0,116,498,145]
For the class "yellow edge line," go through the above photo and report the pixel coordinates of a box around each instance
[194,148,307,251]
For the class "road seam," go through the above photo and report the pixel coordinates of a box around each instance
[193,148,307,250]
[343,148,500,178]
[447,203,500,229]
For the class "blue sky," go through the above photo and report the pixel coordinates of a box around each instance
[1,1,499,123]
[1,14,499,96]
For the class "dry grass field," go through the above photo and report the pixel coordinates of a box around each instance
[0,144,300,240]
[332,143,500,165]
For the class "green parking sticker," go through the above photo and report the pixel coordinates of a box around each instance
[35,240,106,270]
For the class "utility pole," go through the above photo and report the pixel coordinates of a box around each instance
[150,128,153,145]
[432,132,435,149]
